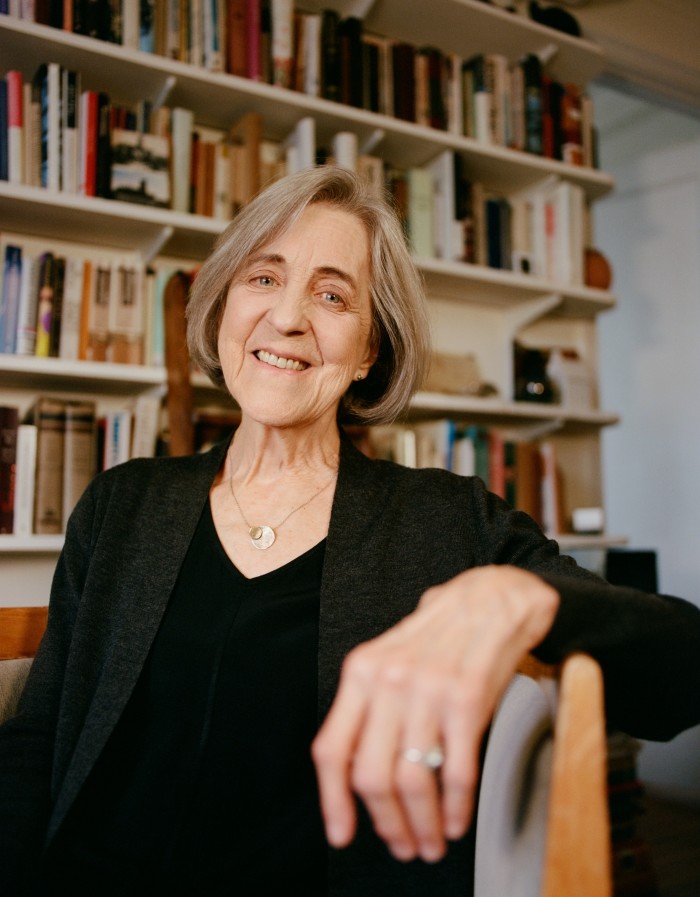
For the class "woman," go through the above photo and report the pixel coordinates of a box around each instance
[1,166,699,897]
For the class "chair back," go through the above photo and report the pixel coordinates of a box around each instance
[475,653,611,897]
[0,606,48,725]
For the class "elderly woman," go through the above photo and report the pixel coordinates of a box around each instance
[1,166,699,897]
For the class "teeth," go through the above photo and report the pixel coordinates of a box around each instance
[256,350,308,371]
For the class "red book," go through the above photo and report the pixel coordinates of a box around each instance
[246,0,262,80]
[0,406,19,534]
[80,89,98,196]
[6,70,23,184]
[227,0,247,77]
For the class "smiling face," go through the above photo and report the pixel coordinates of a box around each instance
[217,202,378,432]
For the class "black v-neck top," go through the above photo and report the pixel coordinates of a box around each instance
[42,500,328,897]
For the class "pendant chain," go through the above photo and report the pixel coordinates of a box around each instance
[229,472,336,547]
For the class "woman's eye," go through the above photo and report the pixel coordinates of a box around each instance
[321,291,343,306]
[255,275,275,287]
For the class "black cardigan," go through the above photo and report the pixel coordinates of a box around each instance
[2,434,699,896]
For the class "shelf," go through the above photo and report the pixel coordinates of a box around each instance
[0,354,166,394]
[419,258,616,317]
[409,392,619,431]
[0,18,614,200]
[0,183,224,262]
[0,534,64,553]
[554,533,628,551]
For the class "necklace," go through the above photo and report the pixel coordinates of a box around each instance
[229,473,336,550]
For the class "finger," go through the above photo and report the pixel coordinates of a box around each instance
[312,652,375,847]
[397,684,447,862]
[351,668,418,861]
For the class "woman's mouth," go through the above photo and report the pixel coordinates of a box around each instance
[255,349,309,371]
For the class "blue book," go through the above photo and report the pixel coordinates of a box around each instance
[0,245,23,355]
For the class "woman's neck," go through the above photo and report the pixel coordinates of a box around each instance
[226,416,341,484]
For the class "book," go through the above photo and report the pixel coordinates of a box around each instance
[57,255,85,360]
[226,0,247,77]
[284,116,315,175]
[25,73,42,187]
[60,68,80,194]
[131,393,161,459]
[30,397,66,534]
[102,409,132,469]
[413,419,456,470]
[271,0,293,88]
[170,106,194,213]
[39,62,61,192]
[47,254,66,357]
[34,252,56,358]
[79,88,98,196]
[0,406,19,534]
[13,423,37,536]
[0,244,22,354]
[392,42,416,123]
[0,79,7,182]
[320,8,340,102]
[62,399,96,525]
[110,128,170,208]
[338,16,363,108]
[330,131,357,172]
[229,111,261,212]
[84,260,111,361]
[107,258,145,364]
[6,70,24,185]
[406,167,435,259]
[15,252,40,355]
[246,0,263,81]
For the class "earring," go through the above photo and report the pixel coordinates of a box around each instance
[355,373,363,381]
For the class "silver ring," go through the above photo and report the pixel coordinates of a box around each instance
[403,745,445,770]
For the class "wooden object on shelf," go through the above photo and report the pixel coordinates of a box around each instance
[163,271,194,457]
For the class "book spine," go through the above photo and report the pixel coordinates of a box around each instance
[0,244,22,354]
[406,167,434,259]
[15,253,40,355]
[320,8,340,102]
[6,70,24,185]
[226,0,246,76]
[62,400,97,525]
[32,397,66,534]
[245,0,261,80]
[13,423,37,536]
[0,406,19,534]
[57,255,85,360]
[271,0,293,88]
[47,255,65,357]
[170,106,194,213]
[79,89,98,196]
[61,68,79,194]
[0,79,8,182]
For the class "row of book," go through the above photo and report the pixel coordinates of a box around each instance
[0,237,157,363]
[389,152,589,283]
[2,2,597,166]
[0,396,242,536]
[0,396,159,535]
[0,58,590,285]
[367,419,565,534]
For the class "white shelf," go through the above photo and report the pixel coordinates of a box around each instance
[410,391,619,431]
[0,354,166,394]
[0,534,64,553]
[555,533,627,552]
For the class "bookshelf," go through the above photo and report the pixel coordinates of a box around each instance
[0,3,624,602]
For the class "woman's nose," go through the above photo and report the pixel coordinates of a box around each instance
[267,284,310,334]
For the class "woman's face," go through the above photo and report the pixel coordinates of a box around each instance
[218,202,377,430]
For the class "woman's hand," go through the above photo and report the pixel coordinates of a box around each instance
[311,564,559,863]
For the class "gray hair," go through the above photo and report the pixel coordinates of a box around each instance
[187,165,431,425]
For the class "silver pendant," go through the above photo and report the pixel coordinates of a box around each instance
[249,524,276,550]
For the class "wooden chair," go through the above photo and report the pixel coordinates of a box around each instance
[0,606,48,725]
[475,653,611,897]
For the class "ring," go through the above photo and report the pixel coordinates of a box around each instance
[403,745,445,770]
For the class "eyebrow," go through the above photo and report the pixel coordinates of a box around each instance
[245,254,359,292]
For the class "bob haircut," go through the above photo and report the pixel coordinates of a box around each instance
[187,165,431,425]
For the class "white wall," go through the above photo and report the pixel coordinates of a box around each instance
[592,83,700,803]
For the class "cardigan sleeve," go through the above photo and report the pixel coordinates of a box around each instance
[0,477,96,894]
[470,477,700,741]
